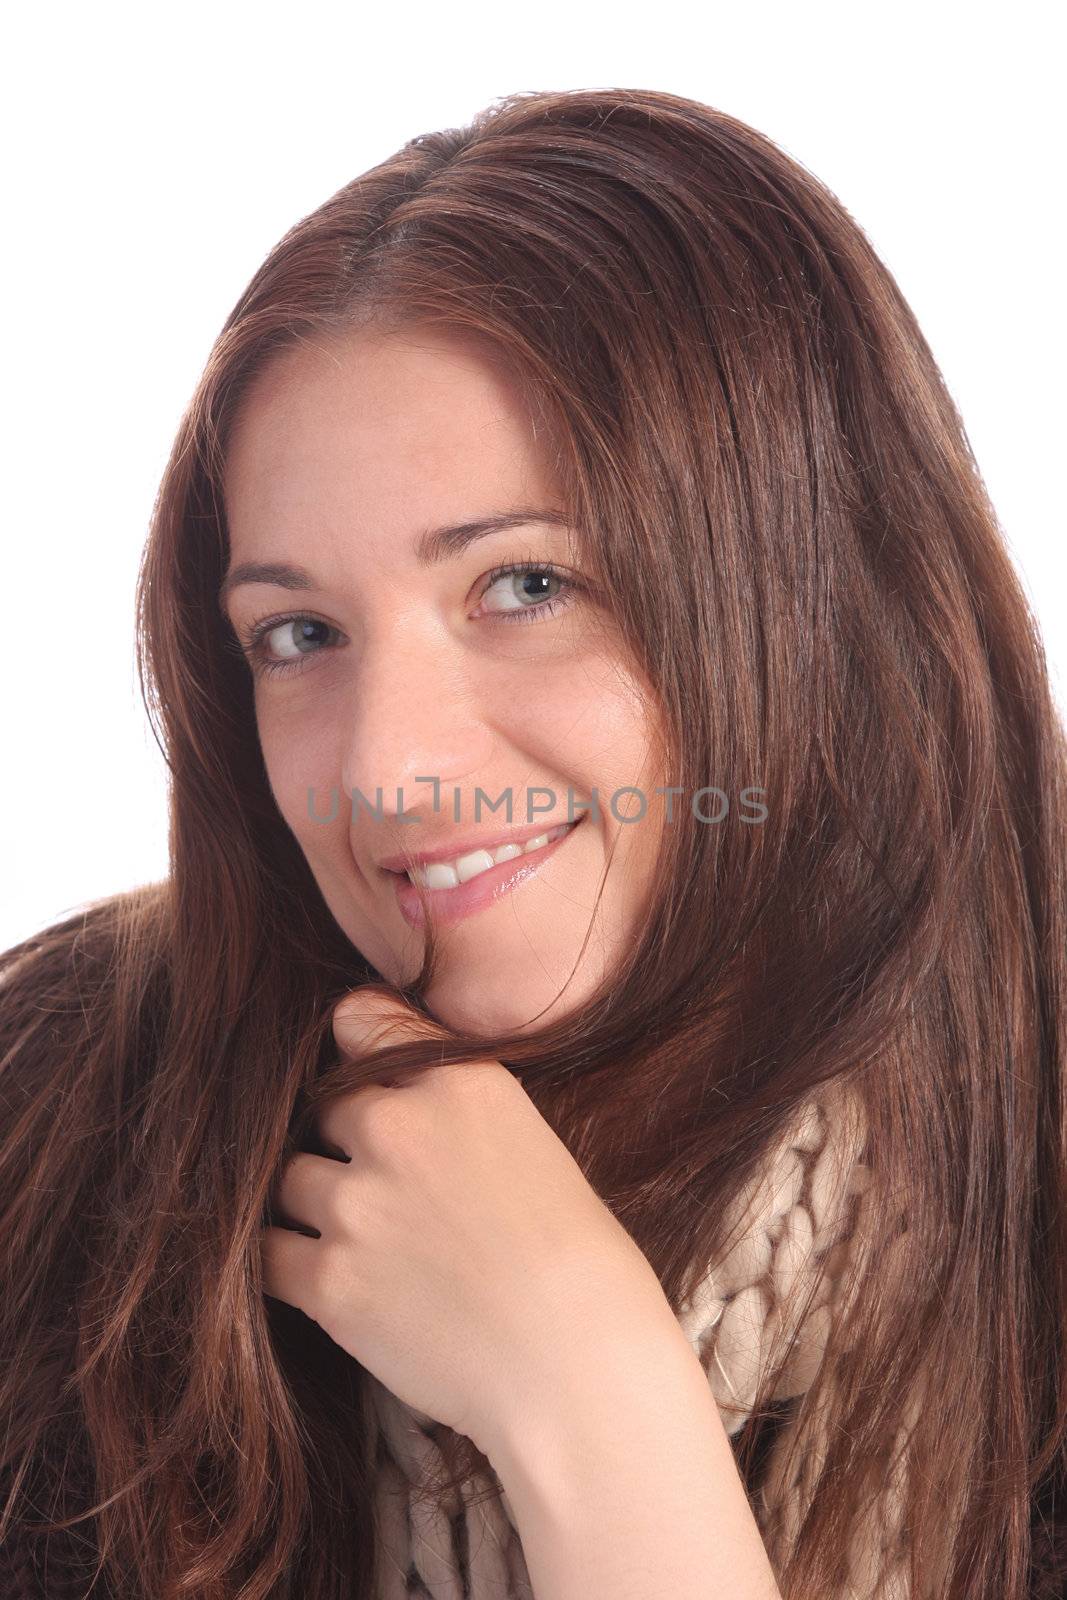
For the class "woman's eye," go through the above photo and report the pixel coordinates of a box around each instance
[241,616,340,679]
[476,562,576,623]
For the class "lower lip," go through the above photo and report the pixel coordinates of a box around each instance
[386,820,584,929]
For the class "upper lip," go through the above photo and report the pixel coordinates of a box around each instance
[376,816,583,874]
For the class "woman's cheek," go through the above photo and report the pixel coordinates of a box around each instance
[258,710,341,837]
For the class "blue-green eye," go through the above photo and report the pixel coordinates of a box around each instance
[241,616,340,679]
[475,561,577,623]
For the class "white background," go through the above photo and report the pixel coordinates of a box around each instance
[3,0,1063,953]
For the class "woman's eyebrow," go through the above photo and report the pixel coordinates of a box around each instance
[217,507,570,614]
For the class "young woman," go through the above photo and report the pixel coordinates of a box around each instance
[1,86,1064,1600]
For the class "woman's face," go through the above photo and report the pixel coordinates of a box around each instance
[221,322,664,1035]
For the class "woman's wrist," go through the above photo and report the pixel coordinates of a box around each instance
[481,1311,783,1600]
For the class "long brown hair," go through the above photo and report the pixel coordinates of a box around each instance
[2,86,1064,1599]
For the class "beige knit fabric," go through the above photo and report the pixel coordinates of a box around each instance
[367,1082,909,1598]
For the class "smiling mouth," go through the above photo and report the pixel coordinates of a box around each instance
[396,820,579,891]
[384,816,586,930]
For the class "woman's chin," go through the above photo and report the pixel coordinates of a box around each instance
[421,967,585,1041]
[336,897,610,1038]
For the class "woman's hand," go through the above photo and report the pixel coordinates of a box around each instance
[258,986,668,1458]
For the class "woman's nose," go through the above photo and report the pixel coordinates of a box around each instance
[338,623,496,818]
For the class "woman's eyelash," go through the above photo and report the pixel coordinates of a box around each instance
[236,616,341,680]
[229,559,581,681]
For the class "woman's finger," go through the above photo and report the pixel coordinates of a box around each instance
[270,1147,358,1234]
[315,1080,408,1157]
[258,1222,324,1315]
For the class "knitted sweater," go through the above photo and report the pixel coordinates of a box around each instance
[2,1085,1063,1598]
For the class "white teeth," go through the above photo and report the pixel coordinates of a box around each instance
[456,848,495,884]
[420,861,459,889]
[407,822,576,890]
